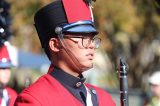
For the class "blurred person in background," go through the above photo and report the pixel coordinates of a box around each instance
[0,43,17,106]
[14,0,115,106]
[146,71,160,106]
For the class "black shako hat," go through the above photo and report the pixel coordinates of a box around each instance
[34,0,98,48]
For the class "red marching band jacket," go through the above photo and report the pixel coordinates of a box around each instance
[14,73,115,106]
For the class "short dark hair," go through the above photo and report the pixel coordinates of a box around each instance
[43,43,51,60]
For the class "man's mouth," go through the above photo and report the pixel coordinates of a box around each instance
[86,53,94,60]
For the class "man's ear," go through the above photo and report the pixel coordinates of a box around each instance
[49,38,60,52]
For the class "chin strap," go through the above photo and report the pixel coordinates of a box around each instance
[55,27,92,72]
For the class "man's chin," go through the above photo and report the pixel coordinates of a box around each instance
[81,64,93,71]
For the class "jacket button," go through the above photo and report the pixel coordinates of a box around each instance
[75,82,82,88]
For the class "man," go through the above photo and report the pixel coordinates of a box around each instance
[0,43,17,106]
[14,0,115,106]
[146,71,160,106]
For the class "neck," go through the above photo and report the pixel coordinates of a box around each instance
[55,62,81,77]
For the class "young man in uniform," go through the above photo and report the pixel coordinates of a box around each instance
[14,0,115,105]
[0,43,17,106]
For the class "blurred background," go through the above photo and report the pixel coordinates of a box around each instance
[1,0,160,105]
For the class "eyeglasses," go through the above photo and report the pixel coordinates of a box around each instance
[63,35,101,49]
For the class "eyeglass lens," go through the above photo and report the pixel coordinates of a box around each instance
[63,35,101,49]
[82,37,101,49]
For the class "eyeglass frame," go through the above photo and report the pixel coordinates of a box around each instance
[62,34,101,49]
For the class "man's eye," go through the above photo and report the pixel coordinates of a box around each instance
[82,37,89,39]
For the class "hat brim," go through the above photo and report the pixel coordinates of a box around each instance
[63,25,98,35]
[0,62,12,68]
[62,21,99,35]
